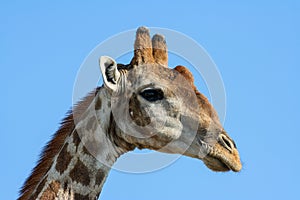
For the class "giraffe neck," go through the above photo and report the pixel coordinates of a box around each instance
[19,88,135,200]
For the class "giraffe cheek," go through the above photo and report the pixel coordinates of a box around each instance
[128,93,151,127]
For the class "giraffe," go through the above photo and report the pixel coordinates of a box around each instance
[19,27,242,200]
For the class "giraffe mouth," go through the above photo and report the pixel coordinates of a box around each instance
[202,143,242,172]
[203,156,231,172]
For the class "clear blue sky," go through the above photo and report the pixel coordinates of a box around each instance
[1,1,299,199]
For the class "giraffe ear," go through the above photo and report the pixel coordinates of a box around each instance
[99,56,121,92]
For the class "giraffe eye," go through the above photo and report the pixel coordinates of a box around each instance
[140,88,164,102]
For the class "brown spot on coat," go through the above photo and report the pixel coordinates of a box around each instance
[95,170,105,186]
[55,144,72,174]
[40,181,61,200]
[74,193,90,200]
[72,131,81,150]
[95,97,102,110]
[69,160,90,186]
[63,181,68,191]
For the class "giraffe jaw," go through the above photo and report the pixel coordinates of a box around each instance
[202,143,242,172]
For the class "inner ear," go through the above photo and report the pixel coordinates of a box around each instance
[99,56,120,92]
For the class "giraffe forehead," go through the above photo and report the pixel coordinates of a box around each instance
[126,64,187,88]
[124,65,196,105]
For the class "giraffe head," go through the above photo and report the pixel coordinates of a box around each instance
[99,27,242,172]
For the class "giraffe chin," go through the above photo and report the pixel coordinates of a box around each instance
[202,143,242,172]
[202,156,231,172]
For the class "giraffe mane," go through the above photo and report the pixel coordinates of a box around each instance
[18,88,100,200]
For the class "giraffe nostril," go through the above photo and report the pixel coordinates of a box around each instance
[232,140,237,148]
[219,134,235,153]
